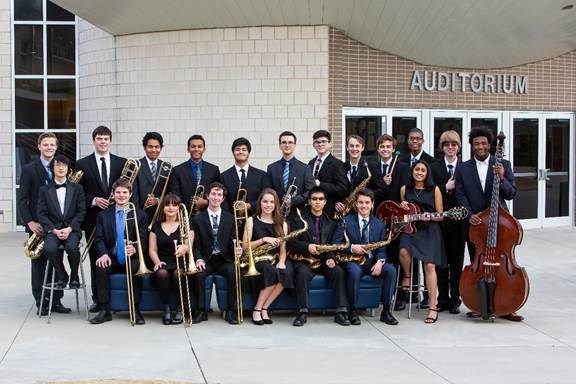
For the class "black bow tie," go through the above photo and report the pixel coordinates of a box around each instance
[55,183,67,189]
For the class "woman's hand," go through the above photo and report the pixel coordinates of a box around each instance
[153,261,166,272]
[276,261,286,269]
[263,237,280,247]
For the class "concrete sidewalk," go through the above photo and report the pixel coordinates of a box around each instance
[0,228,575,384]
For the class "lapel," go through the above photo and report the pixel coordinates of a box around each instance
[484,156,496,198]
[140,157,154,184]
[184,160,197,187]
[34,159,50,185]
[47,185,62,217]
[347,216,361,243]
[89,153,107,196]
[217,212,229,244]
[317,154,332,178]
[471,159,484,195]
[63,184,74,217]
[368,217,379,242]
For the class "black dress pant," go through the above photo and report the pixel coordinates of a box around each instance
[293,261,348,311]
[94,256,142,310]
[436,221,465,307]
[191,254,237,311]
[44,231,81,283]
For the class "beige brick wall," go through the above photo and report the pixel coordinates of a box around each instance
[0,0,12,232]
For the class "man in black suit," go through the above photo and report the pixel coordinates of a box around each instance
[37,155,86,290]
[455,127,521,322]
[400,128,436,167]
[267,131,315,218]
[308,130,348,217]
[287,187,350,326]
[170,134,220,215]
[221,137,270,215]
[190,182,240,325]
[76,126,127,311]
[132,132,169,226]
[431,131,465,315]
[18,133,69,314]
[89,178,148,325]
[371,134,409,209]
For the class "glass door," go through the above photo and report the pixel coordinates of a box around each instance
[430,111,465,160]
[544,116,572,225]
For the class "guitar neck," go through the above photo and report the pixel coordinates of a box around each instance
[404,211,446,223]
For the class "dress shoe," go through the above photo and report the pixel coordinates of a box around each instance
[68,280,81,289]
[419,298,430,309]
[53,280,67,289]
[293,312,307,327]
[226,311,239,325]
[252,309,264,325]
[52,303,71,313]
[37,305,48,316]
[135,311,145,325]
[89,310,112,324]
[466,311,481,318]
[162,305,172,325]
[436,302,449,312]
[172,310,183,324]
[192,310,208,324]
[500,312,524,322]
[448,303,461,314]
[349,311,361,325]
[89,303,101,313]
[261,308,273,324]
[334,311,351,326]
[394,297,406,311]
[380,307,399,325]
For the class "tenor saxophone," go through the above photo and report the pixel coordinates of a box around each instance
[335,227,393,265]
[289,231,350,269]
[334,161,372,220]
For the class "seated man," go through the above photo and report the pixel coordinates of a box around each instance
[90,178,148,325]
[37,155,86,290]
[287,186,350,326]
[340,189,398,326]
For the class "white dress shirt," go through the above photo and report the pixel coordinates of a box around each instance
[55,181,66,215]
[475,157,490,191]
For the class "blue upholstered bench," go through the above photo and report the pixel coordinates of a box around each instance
[213,274,383,313]
[109,274,213,312]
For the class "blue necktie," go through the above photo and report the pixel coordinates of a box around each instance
[447,164,454,178]
[45,165,52,183]
[282,161,290,190]
[361,219,369,243]
[116,210,126,265]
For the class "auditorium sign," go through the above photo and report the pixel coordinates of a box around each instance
[410,70,528,94]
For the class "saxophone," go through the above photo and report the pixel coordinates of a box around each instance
[335,227,393,265]
[241,208,309,267]
[289,231,350,270]
[334,161,372,220]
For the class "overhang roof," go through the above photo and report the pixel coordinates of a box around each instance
[53,0,576,69]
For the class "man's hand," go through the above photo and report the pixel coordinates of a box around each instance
[469,214,482,226]
[194,197,208,210]
[446,176,455,192]
[370,259,384,276]
[126,242,136,257]
[351,244,368,254]
[94,197,110,210]
[196,259,206,271]
[96,254,111,268]
[308,244,320,255]
[145,195,158,207]
[383,174,392,186]
[493,163,505,181]
[27,221,43,235]
[335,202,345,213]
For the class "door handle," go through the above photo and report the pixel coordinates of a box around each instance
[544,168,550,181]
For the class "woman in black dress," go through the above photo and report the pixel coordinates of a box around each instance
[399,160,446,323]
[242,188,293,325]
[149,193,194,325]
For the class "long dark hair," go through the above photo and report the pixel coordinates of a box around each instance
[255,188,284,236]
[158,192,181,223]
[406,160,435,191]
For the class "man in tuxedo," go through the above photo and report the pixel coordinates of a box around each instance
[89,178,148,325]
[455,127,521,322]
[431,131,465,314]
[400,128,436,167]
[132,132,169,226]
[18,133,69,314]
[267,131,315,218]
[371,134,409,209]
[340,189,398,326]
[170,134,220,215]
[37,155,86,290]
[76,126,127,311]
[308,130,348,217]
[220,137,270,215]
[287,187,350,326]
[190,182,240,325]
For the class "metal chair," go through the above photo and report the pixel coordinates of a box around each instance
[392,257,428,319]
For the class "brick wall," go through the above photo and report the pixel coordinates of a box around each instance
[0,0,11,231]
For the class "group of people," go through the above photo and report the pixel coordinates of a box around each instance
[18,123,522,327]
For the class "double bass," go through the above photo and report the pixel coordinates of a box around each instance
[459,132,529,321]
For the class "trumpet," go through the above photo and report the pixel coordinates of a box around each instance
[174,203,195,326]
[334,161,372,221]
[146,161,172,231]
[280,177,297,219]
[189,184,205,216]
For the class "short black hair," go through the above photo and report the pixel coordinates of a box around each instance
[142,132,164,148]
[308,186,326,198]
[469,127,493,145]
[207,181,227,198]
[187,134,206,148]
[92,126,112,140]
[278,131,297,144]
[408,128,424,138]
[313,130,331,142]
[49,154,71,173]
[356,188,375,202]
[231,137,252,153]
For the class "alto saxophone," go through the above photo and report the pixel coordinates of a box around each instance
[334,161,372,220]
[335,227,393,265]
[289,231,350,270]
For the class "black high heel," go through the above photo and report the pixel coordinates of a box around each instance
[425,308,439,324]
[261,308,273,324]
[252,309,264,325]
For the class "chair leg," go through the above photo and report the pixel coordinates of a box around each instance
[79,259,89,319]
[391,265,401,311]
[39,262,50,318]
[408,257,413,319]
[47,265,55,323]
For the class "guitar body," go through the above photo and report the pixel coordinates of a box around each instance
[376,200,420,235]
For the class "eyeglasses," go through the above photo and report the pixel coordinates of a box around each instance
[313,139,329,145]
[443,142,459,147]
[408,137,423,142]
[310,197,325,201]
[280,141,295,145]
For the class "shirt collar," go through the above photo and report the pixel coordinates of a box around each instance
[411,150,424,161]
[145,156,157,166]
[40,157,51,168]
[444,157,457,167]
[95,152,110,162]
[475,156,490,166]
[207,207,221,217]
[234,164,249,173]
[316,153,330,162]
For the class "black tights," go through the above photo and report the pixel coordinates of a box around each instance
[154,268,186,306]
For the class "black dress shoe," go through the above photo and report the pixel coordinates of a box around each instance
[52,303,71,313]
[380,309,399,325]
[162,306,172,325]
[226,311,239,325]
[172,310,183,324]
[252,309,264,325]
[394,299,406,311]
[261,308,273,324]
[37,305,48,316]
[135,311,145,325]
[293,312,307,327]
[448,303,461,314]
[192,310,208,324]
[68,280,81,289]
[419,298,430,309]
[89,303,101,313]
[334,312,351,326]
[349,311,361,325]
[89,310,112,324]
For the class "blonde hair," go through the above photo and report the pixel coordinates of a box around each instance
[438,130,461,151]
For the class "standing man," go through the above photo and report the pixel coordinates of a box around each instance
[400,128,436,167]
[170,134,220,215]
[431,131,465,314]
[18,133,70,314]
[267,131,315,218]
[132,132,169,225]
[37,155,86,290]
[308,130,348,217]
[455,127,521,321]
[76,126,127,312]
[220,137,270,215]
[371,134,409,209]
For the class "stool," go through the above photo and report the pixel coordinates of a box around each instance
[38,247,89,323]
[392,257,428,319]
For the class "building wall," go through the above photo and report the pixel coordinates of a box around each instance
[0,0,12,232]
[78,22,329,169]
[329,28,576,143]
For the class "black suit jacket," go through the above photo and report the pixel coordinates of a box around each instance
[308,154,349,217]
[267,157,315,208]
[94,205,148,260]
[286,210,342,262]
[37,182,86,233]
[170,159,220,208]
[431,158,461,210]
[220,165,270,214]
[75,153,127,231]
[400,151,437,167]
[369,158,409,208]
[343,158,371,193]
[18,158,52,233]
[132,157,168,209]
[191,210,235,264]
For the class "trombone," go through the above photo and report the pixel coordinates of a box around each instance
[146,161,172,231]
[174,203,196,326]
[123,202,152,325]
[231,182,250,323]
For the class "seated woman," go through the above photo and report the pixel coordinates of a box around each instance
[148,193,193,325]
[243,188,294,325]
[398,160,446,324]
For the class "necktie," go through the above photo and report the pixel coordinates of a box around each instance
[410,157,416,168]
[351,165,358,179]
[361,219,369,243]
[195,163,202,186]
[45,165,52,182]
[55,182,67,189]
[282,161,290,190]
[381,163,388,176]
[150,162,157,179]
[240,169,246,185]
[100,157,108,192]
[447,164,454,178]
[314,217,321,244]
[116,210,126,265]
[211,214,220,254]
[313,158,322,178]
